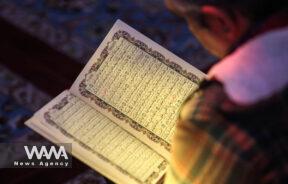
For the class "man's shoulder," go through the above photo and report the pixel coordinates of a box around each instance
[185,78,288,118]
[180,78,288,146]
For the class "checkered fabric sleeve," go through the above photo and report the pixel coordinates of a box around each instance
[164,80,288,184]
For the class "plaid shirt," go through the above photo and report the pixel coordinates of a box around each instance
[164,80,288,184]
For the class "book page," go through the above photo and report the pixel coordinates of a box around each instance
[71,20,205,156]
[26,90,167,184]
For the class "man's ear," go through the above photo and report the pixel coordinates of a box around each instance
[200,5,240,43]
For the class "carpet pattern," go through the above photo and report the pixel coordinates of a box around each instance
[0,0,215,70]
[0,64,50,142]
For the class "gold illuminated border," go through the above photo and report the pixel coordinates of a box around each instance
[79,30,200,151]
[43,95,167,184]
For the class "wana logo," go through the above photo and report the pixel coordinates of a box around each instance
[24,145,68,160]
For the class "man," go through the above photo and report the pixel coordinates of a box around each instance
[164,0,288,183]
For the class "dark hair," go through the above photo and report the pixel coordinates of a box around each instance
[180,0,288,22]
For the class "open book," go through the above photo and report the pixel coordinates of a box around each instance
[25,20,205,184]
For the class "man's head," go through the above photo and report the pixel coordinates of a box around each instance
[165,0,287,58]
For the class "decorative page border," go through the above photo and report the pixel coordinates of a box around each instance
[43,95,167,184]
[79,30,201,151]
